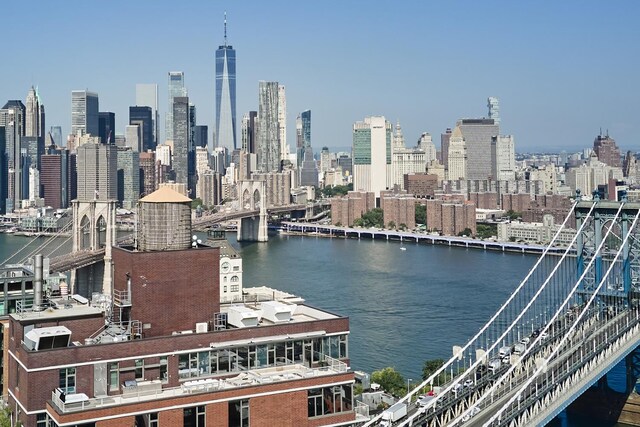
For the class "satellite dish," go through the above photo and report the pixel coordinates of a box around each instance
[192,235,197,240]
[197,239,202,244]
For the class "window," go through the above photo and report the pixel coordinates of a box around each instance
[135,413,158,427]
[230,285,239,292]
[230,276,239,282]
[109,363,119,391]
[308,384,353,418]
[59,367,76,393]
[233,266,239,271]
[229,399,249,427]
[223,286,227,293]
[135,359,144,380]
[184,405,205,427]
[160,356,168,384]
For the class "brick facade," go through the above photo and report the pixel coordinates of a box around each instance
[331,191,375,226]
[404,173,438,198]
[112,246,220,338]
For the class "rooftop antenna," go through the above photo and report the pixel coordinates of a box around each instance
[224,12,227,47]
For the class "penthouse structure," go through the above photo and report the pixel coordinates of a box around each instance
[7,187,359,427]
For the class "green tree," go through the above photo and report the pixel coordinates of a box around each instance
[0,406,21,427]
[506,210,520,220]
[387,221,396,230]
[191,198,203,209]
[415,204,426,225]
[509,236,517,242]
[399,223,407,231]
[360,208,384,228]
[421,358,445,381]
[476,224,497,239]
[458,228,473,236]
[353,218,365,227]
[335,221,342,227]
[371,367,406,397]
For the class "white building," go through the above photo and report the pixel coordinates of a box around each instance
[352,116,393,198]
[497,215,576,246]
[418,133,437,164]
[125,125,142,152]
[208,238,244,303]
[566,153,623,195]
[195,146,210,175]
[527,165,558,195]
[390,122,427,189]
[156,144,171,166]
[447,126,467,181]
[491,135,515,180]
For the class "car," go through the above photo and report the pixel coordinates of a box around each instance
[463,379,474,389]
[462,406,481,422]
[520,337,531,345]
[453,383,463,394]
[540,331,549,340]
[417,395,436,407]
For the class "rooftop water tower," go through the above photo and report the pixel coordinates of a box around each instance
[136,186,192,251]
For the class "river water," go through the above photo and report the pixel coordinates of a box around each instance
[0,232,630,426]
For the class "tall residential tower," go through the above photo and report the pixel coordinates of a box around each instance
[215,13,237,153]
[166,72,186,141]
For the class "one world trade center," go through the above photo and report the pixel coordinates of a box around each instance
[215,13,236,155]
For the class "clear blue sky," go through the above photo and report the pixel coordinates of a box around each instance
[2,1,639,153]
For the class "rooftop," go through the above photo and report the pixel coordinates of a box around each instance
[11,295,104,322]
[139,186,192,203]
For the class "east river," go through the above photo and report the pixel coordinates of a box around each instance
[0,232,630,426]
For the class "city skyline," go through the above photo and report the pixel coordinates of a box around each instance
[1,1,639,153]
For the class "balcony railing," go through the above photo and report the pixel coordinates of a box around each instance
[51,362,351,414]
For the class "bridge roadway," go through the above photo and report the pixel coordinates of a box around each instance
[48,235,135,273]
[393,304,640,427]
[192,204,308,231]
[281,222,566,255]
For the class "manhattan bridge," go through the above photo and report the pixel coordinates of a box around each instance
[366,197,640,426]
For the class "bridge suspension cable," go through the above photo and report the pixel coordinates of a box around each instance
[414,201,595,426]
[365,200,584,427]
[0,219,73,266]
[482,204,640,426]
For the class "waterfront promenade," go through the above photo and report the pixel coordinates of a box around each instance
[281,221,568,255]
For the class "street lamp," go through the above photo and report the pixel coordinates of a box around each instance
[407,378,412,395]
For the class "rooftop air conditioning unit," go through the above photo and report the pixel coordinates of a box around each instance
[195,322,208,333]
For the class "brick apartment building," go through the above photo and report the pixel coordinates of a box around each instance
[468,192,499,210]
[403,173,438,198]
[380,191,416,229]
[8,188,360,427]
[331,191,375,227]
[425,199,476,236]
[501,193,533,213]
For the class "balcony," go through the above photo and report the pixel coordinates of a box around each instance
[51,361,350,414]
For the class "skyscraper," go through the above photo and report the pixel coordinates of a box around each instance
[447,126,467,181]
[172,96,190,192]
[116,147,140,209]
[1,100,26,212]
[257,81,280,173]
[98,112,115,144]
[136,83,159,147]
[593,131,621,168]
[487,97,500,125]
[194,125,208,148]
[25,86,40,137]
[278,84,287,161]
[71,90,99,136]
[129,106,153,151]
[166,72,186,141]
[297,110,311,168]
[457,118,499,180]
[352,116,392,198]
[491,135,515,181]
[76,142,117,201]
[241,111,257,154]
[50,126,63,147]
[215,13,236,152]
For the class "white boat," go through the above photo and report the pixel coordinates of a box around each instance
[400,246,407,251]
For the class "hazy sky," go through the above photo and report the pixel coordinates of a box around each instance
[2,1,639,153]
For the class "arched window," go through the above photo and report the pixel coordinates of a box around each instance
[230,276,239,283]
